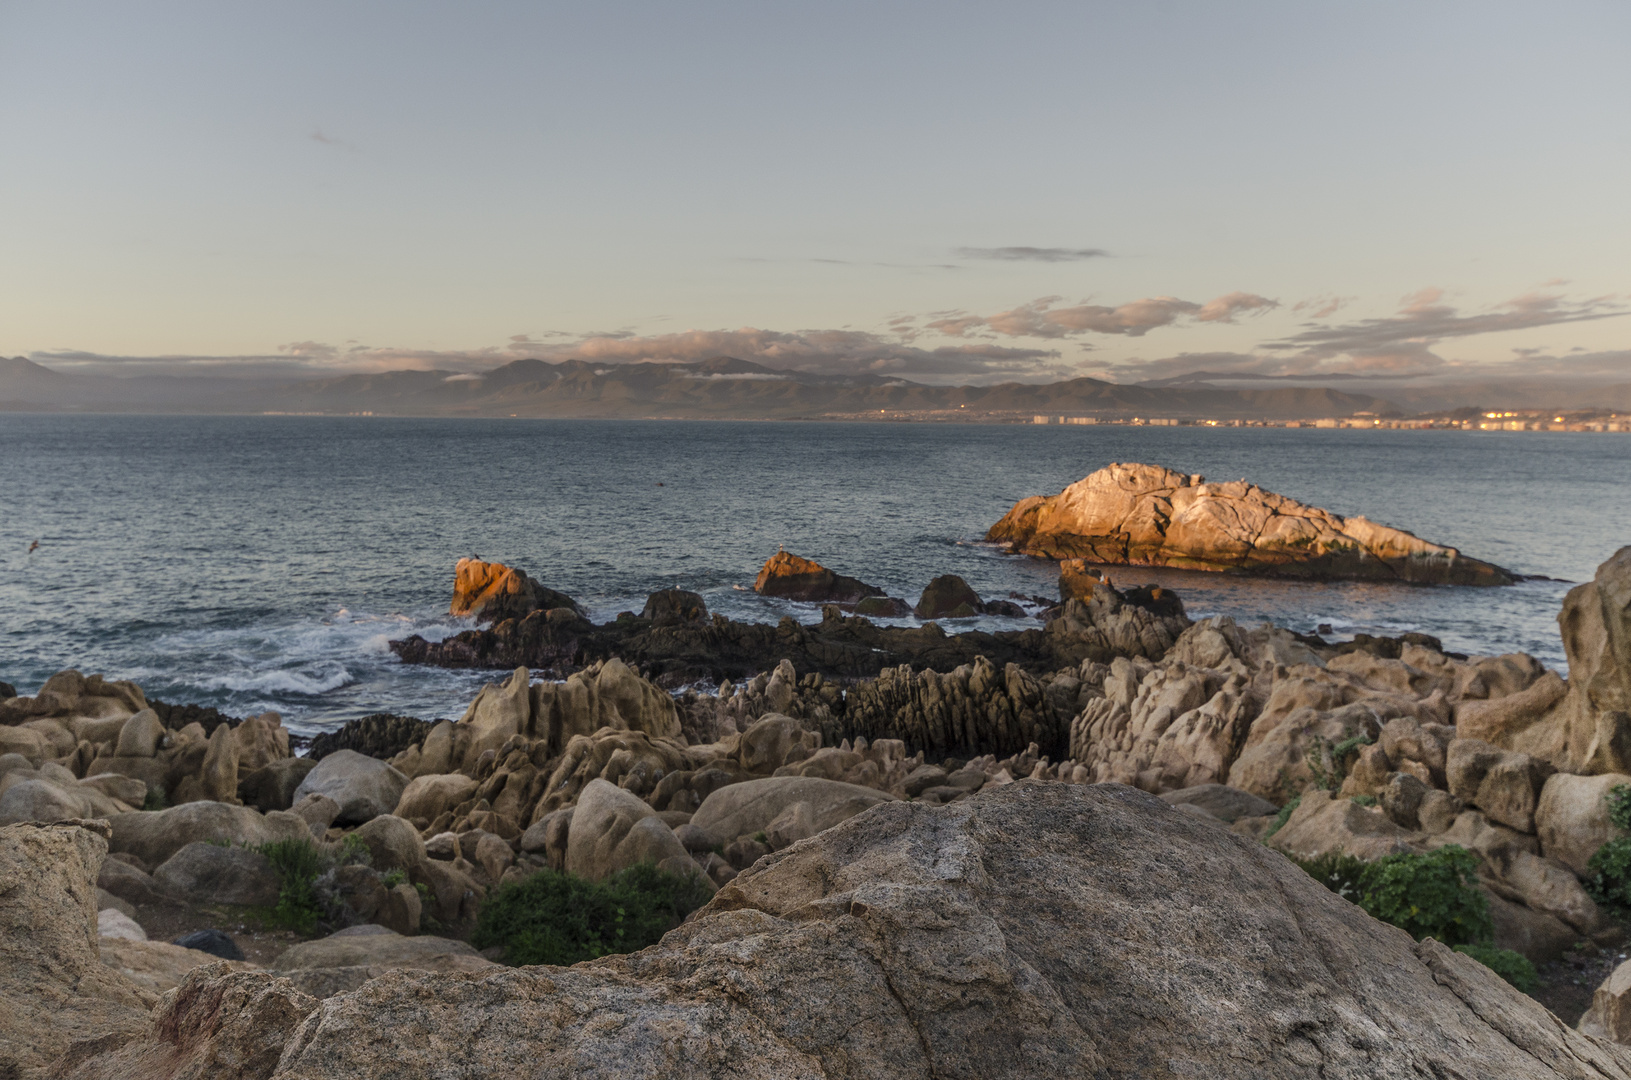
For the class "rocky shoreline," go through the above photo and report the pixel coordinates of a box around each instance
[3,546,1631,1077]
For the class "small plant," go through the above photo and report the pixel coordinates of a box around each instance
[1607,784,1631,831]
[472,862,715,967]
[1357,846,1491,947]
[1454,944,1538,993]
[1263,795,1301,840]
[751,831,769,845]
[142,785,168,812]
[1293,851,1368,901]
[382,868,407,888]
[1306,732,1374,791]
[1350,794,1378,808]
[1586,837,1631,920]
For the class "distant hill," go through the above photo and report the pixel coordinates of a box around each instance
[1,353,1620,420]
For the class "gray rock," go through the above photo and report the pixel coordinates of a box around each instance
[238,756,317,812]
[172,928,246,961]
[107,800,309,867]
[153,841,282,907]
[115,709,165,757]
[292,749,409,826]
[1158,783,1277,822]
[564,778,688,882]
[691,776,897,842]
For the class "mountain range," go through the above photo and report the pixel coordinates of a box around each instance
[3,355,1627,421]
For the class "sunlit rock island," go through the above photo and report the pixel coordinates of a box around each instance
[7,465,1631,1077]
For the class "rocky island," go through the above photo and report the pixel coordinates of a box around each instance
[988,461,1515,585]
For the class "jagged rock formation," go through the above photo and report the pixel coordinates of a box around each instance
[391,574,1191,684]
[449,558,583,623]
[57,786,1631,1079]
[988,461,1514,585]
[752,550,884,605]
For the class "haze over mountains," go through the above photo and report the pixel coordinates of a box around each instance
[3,354,1629,421]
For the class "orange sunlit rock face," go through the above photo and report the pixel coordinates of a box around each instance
[753,551,885,605]
[450,559,540,621]
[988,463,1513,586]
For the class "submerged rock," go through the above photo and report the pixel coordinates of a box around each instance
[988,461,1514,585]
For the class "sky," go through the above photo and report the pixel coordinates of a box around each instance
[1,1,1628,385]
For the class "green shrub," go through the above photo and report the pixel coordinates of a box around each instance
[255,837,375,935]
[1263,795,1301,840]
[1586,836,1631,919]
[1350,794,1378,808]
[1356,846,1491,947]
[142,786,168,812]
[382,868,407,888]
[1293,851,1368,901]
[472,863,715,967]
[1607,784,1631,831]
[1454,944,1538,993]
[1307,733,1374,791]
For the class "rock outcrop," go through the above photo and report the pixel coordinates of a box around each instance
[449,557,583,623]
[987,462,1514,585]
[62,784,1631,1079]
[752,550,885,605]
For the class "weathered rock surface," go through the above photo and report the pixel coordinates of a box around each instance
[564,777,692,882]
[987,461,1514,585]
[269,925,496,999]
[1583,959,1631,1045]
[108,802,308,868]
[690,775,897,843]
[0,669,148,727]
[914,574,984,619]
[1538,771,1631,877]
[450,557,583,622]
[0,822,152,1078]
[97,937,260,995]
[291,750,409,826]
[752,550,884,605]
[153,841,282,907]
[75,782,1631,1079]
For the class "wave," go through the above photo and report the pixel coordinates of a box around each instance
[196,666,355,696]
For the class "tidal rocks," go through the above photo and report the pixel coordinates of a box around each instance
[307,713,435,762]
[988,461,1514,585]
[752,550,885,605]
[80,783,1631,1079]
[450,557,583,622]
[914,573,983,619]
[641,588,709,625]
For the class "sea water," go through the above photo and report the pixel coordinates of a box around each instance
[2,414,1626,735]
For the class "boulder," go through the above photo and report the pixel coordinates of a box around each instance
[853,595,914,618]
[80,783,1631,1079]
[752,550,885,605]
[564,778,690,882]
[56,964,313,1080]
[0,669,148,727]
[292,749,409,826]
[395,771,479,823]
[0,776,101,824]
[690,776,898,842]
[98,856,164,907]
[1057,558,1104,603]
[450,557,582,622]
[1267,789,1420,861]
[641,589,708,625]
[96,938,260,996]
[1445,738,1551,833]
[171,722,239,805]
[987,462,1513,585]
[1537,771,1631,876]
[1455,670,1568,747]
[268,925,496,999]
[153,842,282,907]
[1158,783,1277,823]
[115,708,165,757]
[914,574,983,619]
[1536,547,1631,775]
[738,712,818,774]
[1487,890,1580,964]
[108,801,309,867]
[349,813,429,877]
[1584,959,1631,1045]
[232,712,290,774]
[0,822,151,1077]
[291,792,342,837]
[238,756,317,812]
[98,907,148,941]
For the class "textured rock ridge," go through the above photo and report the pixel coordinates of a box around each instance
[988,461,1514,585]
[66,784,1631,1079]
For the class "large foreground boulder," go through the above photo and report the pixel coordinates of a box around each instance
[82,782,1631,1078]
[987,462,1513,585]
[0,822,152,1076]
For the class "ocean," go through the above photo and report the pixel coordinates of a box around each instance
[2,414,1626,736]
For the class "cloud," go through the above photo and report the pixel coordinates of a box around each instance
[1261,287,1629,372]
[310,130,357,151]
[1292,294,1354,319]
[954,247,1110,262]
[929,292,1276,339]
